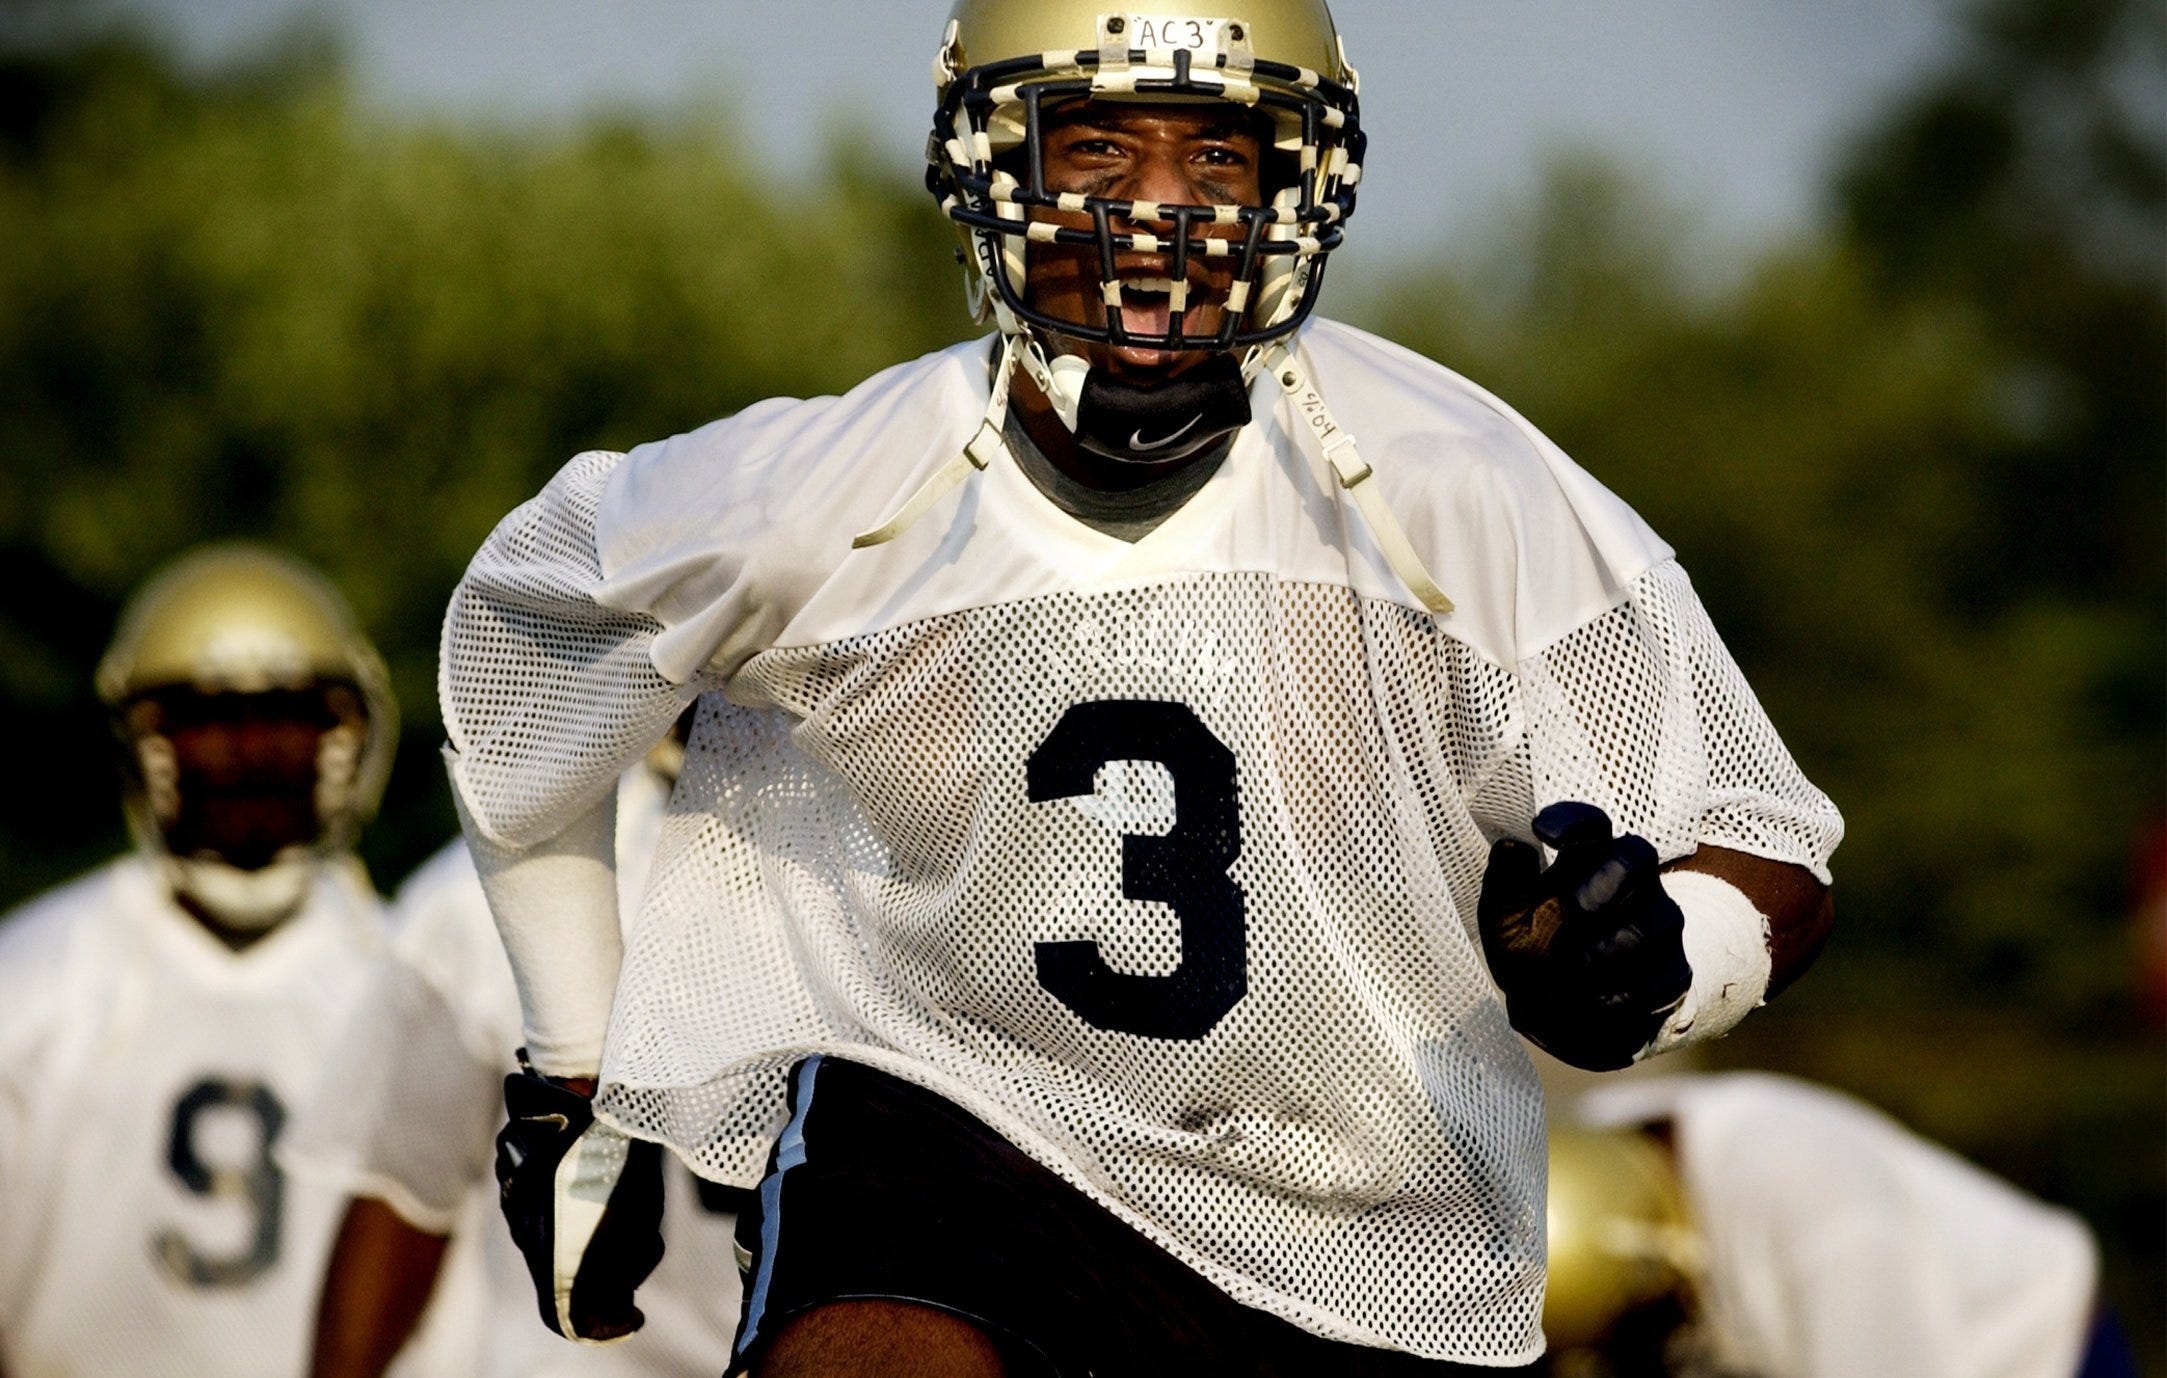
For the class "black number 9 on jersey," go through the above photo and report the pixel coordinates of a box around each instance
[154,1079,286,1289]
[1027,699,1247,1041]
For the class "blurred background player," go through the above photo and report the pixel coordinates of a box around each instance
[282,707,741,1378]
[1539,1074,2140,1378]
[0,544,463,1376]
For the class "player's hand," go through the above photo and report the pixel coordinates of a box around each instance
[496,1056,665,1344]
[1478,802,1692,1072]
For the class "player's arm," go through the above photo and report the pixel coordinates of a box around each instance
[457,787,623,1083]
[436,455,675,1342]
[439,449,698,1081]
[308,1200,450,1378]
[457,788,669,1345]
[1476,555,1840,1071]
[441,450,738,1344]
[284,938,511,1376]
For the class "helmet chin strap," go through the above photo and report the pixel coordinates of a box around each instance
[851,323,1453,617]
[1030,349,1090,431]
[853,333,1250,548]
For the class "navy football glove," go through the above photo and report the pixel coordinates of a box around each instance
[1478,802,1692,1072]
[497,1058,665,1343]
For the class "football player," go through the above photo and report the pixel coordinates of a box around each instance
[282,716,742,1378]
[440,3,1844,1374]
[0,545,453,1376]
[1543,1076,2137,1378]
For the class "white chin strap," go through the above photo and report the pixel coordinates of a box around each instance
[1029,348,1090,433]
[851,333,1025,550]
[164,853,315,931]
[851,331,1452,617]
[1257,341,1453,615]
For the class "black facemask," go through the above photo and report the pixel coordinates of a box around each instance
[1073,353,1253,472]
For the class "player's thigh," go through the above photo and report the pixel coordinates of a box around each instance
[755,1299,1008,1378]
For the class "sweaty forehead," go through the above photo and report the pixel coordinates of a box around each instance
[1045,99,1262,142]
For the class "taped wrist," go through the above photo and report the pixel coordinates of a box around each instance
[1636,870,1772,1061]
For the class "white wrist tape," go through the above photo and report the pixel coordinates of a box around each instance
[1637,871,1772,1061]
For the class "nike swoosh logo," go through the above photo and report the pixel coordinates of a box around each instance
[1129,415,1203,453]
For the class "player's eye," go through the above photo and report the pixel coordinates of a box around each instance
[1065,137,1126,160]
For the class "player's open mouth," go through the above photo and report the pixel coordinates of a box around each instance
[1115,276,1216,358]
[1118,278,1175,334]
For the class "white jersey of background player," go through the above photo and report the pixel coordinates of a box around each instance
[0,545,463,1377]
[1549,1074,2117,1378]
[282,742,740,1378]
[443,3,1844,1371]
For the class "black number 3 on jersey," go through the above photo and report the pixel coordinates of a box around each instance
[1027,699,1246,1041]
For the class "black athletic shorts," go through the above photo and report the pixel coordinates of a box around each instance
[730,1055,1537,1378]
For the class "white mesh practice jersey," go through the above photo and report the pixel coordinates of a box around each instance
[281,766,740,1378]
[1577,1075,2097,1378]
[0,856,448,1377]
[443,318,1843,1364]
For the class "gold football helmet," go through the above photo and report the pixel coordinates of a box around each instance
[929,0,1360,357]
[1544,1125,1703,1351]
[99,545,396,924]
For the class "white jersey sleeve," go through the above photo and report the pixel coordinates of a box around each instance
[440,449,697,1072]
[0,883,76,1336]
[280,842,517,1230]
[284,815,744,1378]
[278,966,502,1233]
[1305,322,1842,880]
[281,764,681,1230]
[442,355,981,852]
[1505,560,1843,879]
[386,843,530,1062]
[441,450,697,851]
[1578,1074,2097,1378]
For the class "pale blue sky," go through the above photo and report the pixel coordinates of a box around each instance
[93,0,1966,258]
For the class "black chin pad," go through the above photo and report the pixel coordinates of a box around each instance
[1075,353,1252,468]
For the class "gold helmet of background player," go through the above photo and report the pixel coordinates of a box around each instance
[1544,1125,1703,1351]
[928,0,1362,357]
[98,544,396,921]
